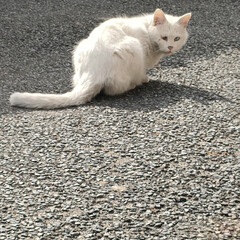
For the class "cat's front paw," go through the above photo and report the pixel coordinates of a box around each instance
[142,75,149,83]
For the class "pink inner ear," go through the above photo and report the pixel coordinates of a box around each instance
[178,13,191,27]
[154,9,166,25]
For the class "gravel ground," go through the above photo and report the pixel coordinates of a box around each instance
[1,0,239,239]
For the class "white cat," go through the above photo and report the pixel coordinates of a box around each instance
[10,9,191,109]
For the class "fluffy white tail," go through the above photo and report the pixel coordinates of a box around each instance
[10,81,102,109]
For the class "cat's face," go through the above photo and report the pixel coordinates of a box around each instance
[149,9,191,55]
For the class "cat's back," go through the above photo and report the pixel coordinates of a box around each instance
[74,14,151,64]
[88,15,150,44]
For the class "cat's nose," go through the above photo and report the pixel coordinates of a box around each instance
[168,46,173,51]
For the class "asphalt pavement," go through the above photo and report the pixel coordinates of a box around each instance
[1,0,239,239]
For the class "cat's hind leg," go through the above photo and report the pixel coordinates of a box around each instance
[104,36,147,96]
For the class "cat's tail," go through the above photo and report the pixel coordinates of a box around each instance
[10,79,102,109]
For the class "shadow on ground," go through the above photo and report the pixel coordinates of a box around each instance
[5,80,229,114]
[91,80,229,112]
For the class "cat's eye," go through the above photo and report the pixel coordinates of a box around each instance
[174,37,180,41]
[162,36,168,41]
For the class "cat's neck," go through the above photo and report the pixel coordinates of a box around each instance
[141,16,166,68]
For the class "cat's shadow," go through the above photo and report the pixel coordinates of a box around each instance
[91,80,229,112]
[7,80,230,114]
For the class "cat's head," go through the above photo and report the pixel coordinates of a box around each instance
[149,9,191,55]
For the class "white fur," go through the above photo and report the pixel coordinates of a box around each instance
[10,9,191,109]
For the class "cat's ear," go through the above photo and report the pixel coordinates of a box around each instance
[153,9,166,25]
[178,13,191,27]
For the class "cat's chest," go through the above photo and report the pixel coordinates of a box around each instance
[145,51,164,69]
